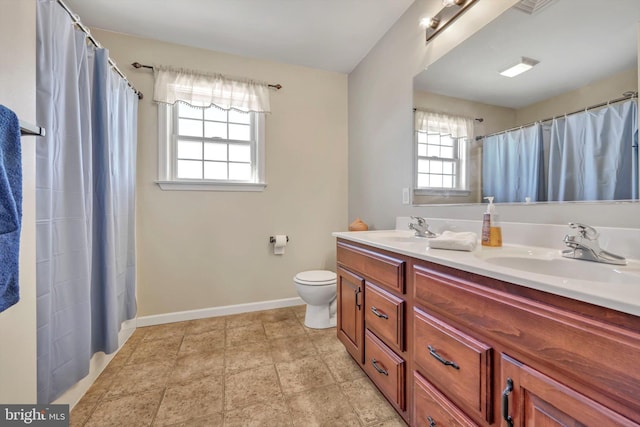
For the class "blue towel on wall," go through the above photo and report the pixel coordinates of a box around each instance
[0,105,22,313]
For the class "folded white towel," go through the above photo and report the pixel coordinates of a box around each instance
[428,231,478,252]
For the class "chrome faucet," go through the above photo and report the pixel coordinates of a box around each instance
[561,222,626,265]
[408,216,437,238]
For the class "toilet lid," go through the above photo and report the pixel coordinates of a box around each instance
[295,270,337,286]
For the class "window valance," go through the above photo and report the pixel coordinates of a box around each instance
[414,110,474,139]
[153,65,271,113]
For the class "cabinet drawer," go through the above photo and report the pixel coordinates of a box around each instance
[365,283,404,351]
[413,307,492,423]
[414,371,478,427]
[364,329,406,410]
[337,242,405,293]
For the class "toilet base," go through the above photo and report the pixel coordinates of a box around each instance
[304,303,336,329]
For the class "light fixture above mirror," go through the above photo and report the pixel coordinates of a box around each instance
[424,0,479,42]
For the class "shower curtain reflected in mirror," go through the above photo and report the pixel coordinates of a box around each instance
[482,124,545,203]
[482,99,638,203]
[547,99,638,202]
[36,0,137,403]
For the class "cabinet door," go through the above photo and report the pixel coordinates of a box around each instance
[500,354,637,427]
[337,267,365,364]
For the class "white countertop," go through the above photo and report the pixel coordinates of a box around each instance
[333,229,640,317]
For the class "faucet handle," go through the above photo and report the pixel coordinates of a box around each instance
[568,222,599,240]
[411,216,426,226]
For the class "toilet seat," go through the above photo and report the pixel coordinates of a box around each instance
[294,270,336,286]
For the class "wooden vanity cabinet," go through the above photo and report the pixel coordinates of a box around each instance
[336,240,410,422]
[413,263,640,427]
[336,239,640,426]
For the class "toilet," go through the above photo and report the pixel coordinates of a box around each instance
[294,270,337,329]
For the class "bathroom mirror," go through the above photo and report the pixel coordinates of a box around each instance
[413,0,639,205]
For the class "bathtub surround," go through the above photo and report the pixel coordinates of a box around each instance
[90,28,348,317]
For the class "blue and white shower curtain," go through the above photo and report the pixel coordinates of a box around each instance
[482,99,638,203]
[547,99,638,201]
[482,124,546,203]
[36,0,137,403]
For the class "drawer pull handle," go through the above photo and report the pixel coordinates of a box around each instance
[427,415,437,427]
[355,288,362,310]
[428,345,460,370]
[502,377,514,427]
[371,358,389,376]
[371,306,389,319]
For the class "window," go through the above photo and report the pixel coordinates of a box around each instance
[416,131,468,192]
[157,102,266,191]
[414,110,473,196]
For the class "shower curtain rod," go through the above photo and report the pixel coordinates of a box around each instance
[56,0,144,100]
[131,62,283,90]
[475,91,638,141]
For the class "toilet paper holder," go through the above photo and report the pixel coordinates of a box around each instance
[269,235,290,243]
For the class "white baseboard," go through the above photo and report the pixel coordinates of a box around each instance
[136,297,305,327]
[53,318,137,409]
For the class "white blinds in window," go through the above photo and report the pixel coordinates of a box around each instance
[153,65,271,113]
[414,110,474,139]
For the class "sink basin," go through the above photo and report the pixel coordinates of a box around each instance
[475,246,638,285]
[361,231,430,244]
[348,230,431,252]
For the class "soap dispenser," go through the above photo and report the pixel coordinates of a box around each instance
[481,196,502,247]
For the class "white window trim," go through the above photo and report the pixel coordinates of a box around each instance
[156,104,266,191]
[413,131,470,194]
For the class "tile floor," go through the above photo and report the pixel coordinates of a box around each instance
[70,305,406,426]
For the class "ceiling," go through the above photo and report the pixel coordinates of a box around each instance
[63,0,414,74]
[414,0,640,109]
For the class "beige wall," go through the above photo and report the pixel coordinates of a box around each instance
[0,0,37,403]
[516,68,638,125]
[349,0,640,229]
[92,30,349,316]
